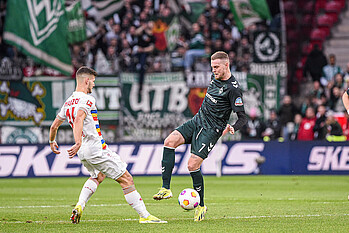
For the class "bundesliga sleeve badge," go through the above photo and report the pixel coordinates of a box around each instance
[234,97,243,106]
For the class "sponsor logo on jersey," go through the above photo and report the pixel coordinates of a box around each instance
[234,97,243,106]
[206,93,217,104]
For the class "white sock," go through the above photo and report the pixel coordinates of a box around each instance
[77,178,98,210]
[123,185,150,218]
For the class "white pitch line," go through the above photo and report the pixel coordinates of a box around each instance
[0,204,129,209]
[1,213,349,224]
[1,201,347,209]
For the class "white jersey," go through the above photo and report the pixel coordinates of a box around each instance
[57,91,107,150]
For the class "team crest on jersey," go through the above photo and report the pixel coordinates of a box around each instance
[234,97,243,106]
[219,87,224,94]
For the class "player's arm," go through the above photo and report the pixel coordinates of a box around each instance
[49,117,64,154]
[342,90,349,113]
[224,111,248,135]
[67,109,86,158]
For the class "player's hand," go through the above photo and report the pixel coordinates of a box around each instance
[50,141,60,154]
[67,142,81,158]
[226,124,235,135]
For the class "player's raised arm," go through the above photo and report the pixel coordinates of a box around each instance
[49,117,64,154]
[67,109,86,158]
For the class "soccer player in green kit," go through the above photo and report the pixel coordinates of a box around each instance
[153,51,248,221]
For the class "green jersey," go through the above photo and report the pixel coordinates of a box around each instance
[193,74,245,132]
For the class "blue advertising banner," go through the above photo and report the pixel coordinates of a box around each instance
[1,141,349,178]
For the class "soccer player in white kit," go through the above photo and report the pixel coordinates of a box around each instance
[49,66,166,224]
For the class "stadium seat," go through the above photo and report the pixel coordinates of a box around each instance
[310,28,327,41]
[285,14,298,29]
[301,14,315,26]
[317,14,334,27]
[302,1,315,14]
[333,0,346,9]
[325,1,344,22]
[300,14,315,38]
[316,15,332,37]
[315,0,327,11]
[295,68,304,82]
[284,1,297,14]
[287,29,299,43]
[301,43,313,55]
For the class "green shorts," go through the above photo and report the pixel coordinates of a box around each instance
[176,119,222,159]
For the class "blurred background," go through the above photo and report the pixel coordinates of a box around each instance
[1,0,349,178]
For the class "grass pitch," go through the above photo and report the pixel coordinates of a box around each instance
[1,175,349,232]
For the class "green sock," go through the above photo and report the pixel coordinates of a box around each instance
[162,147,175,189]
[190,169,204,206]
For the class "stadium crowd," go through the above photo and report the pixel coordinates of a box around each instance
[0,0,348,141]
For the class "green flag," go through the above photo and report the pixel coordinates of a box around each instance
[3,0,73,76]
[85,0,124,20]
[165,17,180,52]
[66,1,86,44]
[229,0,272,31]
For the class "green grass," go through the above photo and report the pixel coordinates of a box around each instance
[1,176,349,232]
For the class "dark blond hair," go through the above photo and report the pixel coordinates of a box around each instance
[76,66,97,79]
[211,51,229,61]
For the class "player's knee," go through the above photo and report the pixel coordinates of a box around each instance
[187,163,199,172]
[116,171,134,187]
[97,173,106,184]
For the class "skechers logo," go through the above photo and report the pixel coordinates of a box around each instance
[206,93,217,104]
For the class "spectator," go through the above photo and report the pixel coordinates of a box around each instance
[289,113,302,141]
[262,109,282,140]
[210,21,223,41]
[328,86,345,112]
[300,95,317,117]
[236,37,252,58]
[320,54,342,87]
[313,105,327,140]
[297,106,316,141]
[325,112,345,141]
[101,46,119,74]
[342,62,349,83]
[241,107,266,140]
[134,21,155,94]
[194,46,212,72]
[184,23,205,72]
[311,80,324,100]
[333,73,344,89]
[303,44,327,82]
[106,24,121,45]
[119,39,133,72]
[278,95,299,140]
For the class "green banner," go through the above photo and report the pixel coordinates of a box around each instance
[0,77,121,126]
[229,0,271,31]
[121,72,191,141]
[185,71,280,120]
[3,0,73,75]
[66,1,86,44]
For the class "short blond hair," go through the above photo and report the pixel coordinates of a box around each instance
[211,51,229,61]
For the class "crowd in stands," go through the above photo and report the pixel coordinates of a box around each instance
[0,0,265,77]
[241,92,348,142]
[1,0,349,141]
